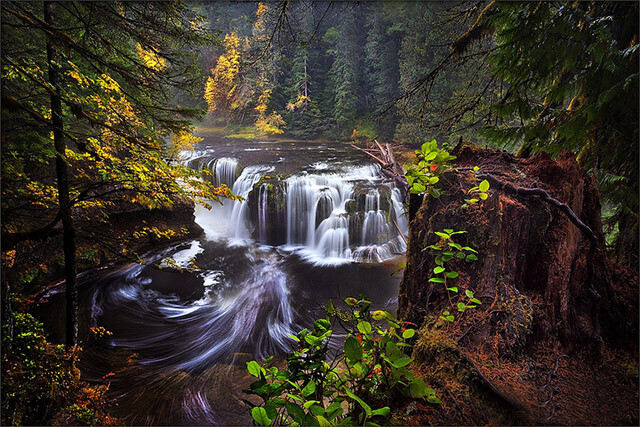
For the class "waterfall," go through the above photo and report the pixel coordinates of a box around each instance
[192,156,406,264]
[195,160,273,243]
[257,184,269,244]
[211,157,239,187]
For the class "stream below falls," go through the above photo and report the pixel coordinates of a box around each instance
[36,136,408,425]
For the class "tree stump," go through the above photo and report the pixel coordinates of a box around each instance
[396,142,638,425]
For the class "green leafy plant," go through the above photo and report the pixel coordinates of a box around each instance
[244,297,440,426]
[425,229,482,323]
[404,140,456,198]
[2,309,118,426]
[462,168,491,207]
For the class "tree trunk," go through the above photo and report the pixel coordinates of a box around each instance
[399,142,624,352]
[2,266,12,351]
[44,1,78,348]
[397,142,638,425]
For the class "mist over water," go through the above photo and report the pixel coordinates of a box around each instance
[41,137,406,425]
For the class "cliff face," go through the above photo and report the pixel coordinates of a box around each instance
[396,143,638,425]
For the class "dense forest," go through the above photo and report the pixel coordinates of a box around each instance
[1,1,638,426]
[191,1,483,143]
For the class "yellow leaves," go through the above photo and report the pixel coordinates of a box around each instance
[24,181,57,207]
[254,89,286,135]
[167,132,202,159]
[98,74,121,94]
[66,64,90,87]
[204,33,241,114]
[253,3,269,35]
[223,32,240,52]
[136,43,166,72]
[255,103,267,114]
[286,93,310,112]
[131,226,177,241]
[256,2,268,18]
[255,112,286,135]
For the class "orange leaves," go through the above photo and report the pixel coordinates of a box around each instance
[2,250,16,268]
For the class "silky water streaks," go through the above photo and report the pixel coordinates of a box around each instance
[93,244,297,373]
[68,138,406,424]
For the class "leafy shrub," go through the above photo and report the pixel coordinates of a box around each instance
[404,140,456,197]
[1,309,118,426]
[244,297,440,426]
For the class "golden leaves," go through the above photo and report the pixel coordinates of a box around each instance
[204,33,241,113]
[136,43,166,72]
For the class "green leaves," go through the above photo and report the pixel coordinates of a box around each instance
[345,388,372,416]
[463,177,491,208]
[402,328,416,339]
[344,336,363,362]
[251,407,272,426]
[439,311,455,322]
[404,139,456,195]
[426,229,483,323]
[388,349,412,368]
[301,381,316,397]
[357,321,372,334]
[244,295,440,426]
[247,360,265,378]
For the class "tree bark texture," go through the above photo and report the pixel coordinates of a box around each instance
[397,143,638,425]
[44,1,78,348]
[399,142,634,355]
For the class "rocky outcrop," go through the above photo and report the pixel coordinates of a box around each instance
[6,194,203,295]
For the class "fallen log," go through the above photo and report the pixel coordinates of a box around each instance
[350,140,408,196]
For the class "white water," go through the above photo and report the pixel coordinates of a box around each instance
[104,248,297,372]
[195,157,407,265]
[196,160,274,244]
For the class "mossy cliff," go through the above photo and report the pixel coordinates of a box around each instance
[396,143,638,425]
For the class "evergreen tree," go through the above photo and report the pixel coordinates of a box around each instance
[324,5,364,138]
[453,1,639,267]
[1,1,227,345]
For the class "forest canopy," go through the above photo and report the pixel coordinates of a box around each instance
[194,0,638,267]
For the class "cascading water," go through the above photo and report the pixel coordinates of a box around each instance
[38,139,407,425]
[194,155,407,265]
[195,161,274,243]
[257,184,269,244]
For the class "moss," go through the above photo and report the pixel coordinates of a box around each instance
[409,324,526,425]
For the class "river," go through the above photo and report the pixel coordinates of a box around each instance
[37,135,407,425]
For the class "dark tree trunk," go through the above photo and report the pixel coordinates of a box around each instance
[398,143,626,353]
[397,143,638,425]
[44,1,78,348]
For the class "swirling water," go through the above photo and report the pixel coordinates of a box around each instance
[37,137,406,425]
